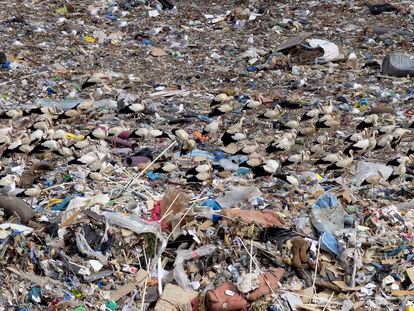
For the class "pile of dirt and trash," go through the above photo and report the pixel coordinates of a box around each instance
[1,0,414,310]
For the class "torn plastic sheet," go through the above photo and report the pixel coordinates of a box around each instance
[103,211,167,260]
[311,192,344,234]
[173,244,216,288]
[352,161,393,186]
[0,223,34,237]
[307,39,344,64]
[75,232,109,265]
[61,193,110,226]
[216,186,262,209]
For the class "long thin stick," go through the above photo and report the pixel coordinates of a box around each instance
[249,238,253,288]
[140,185,157,200]
[41,182,75,192]
[140,272,148,311]
[160,209,174,222]
[0,68,49,86]
[122,141,176,192]
[350,250,357,288]
[322,292,334,311]
[167,189,206,240]
[143,245,148,270]
[119,165,134,178]
[61,210,81,227]
[239,239,276,295]
[312,236,322,296]
[159,192,181,223]
[239,238,286,311]
[189,196,208,203]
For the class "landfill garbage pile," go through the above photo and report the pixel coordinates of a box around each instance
[2,0,414,310]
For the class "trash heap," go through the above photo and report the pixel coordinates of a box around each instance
[1,0,414,310]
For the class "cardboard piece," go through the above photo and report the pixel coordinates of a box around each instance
[155,283,199,311]
[110,269,147,301]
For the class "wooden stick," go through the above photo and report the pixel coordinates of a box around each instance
[249,238,254,288]
[143,245,148,270]
[315,279,342,293]
[312,236,322,296]
[322,292,335,311]
[239,238,286,310]
[167,189,206,240]
[160,209,174,221]
[159,192,181,223]
[189,196,208,203]
[0,68,49,86]
[137,255,142,270]
[141,185,157,200]
[61,210,82,227]
[122,141,176,193]
[350,249,358,288]
[140,274,148,311]
[41,182,75,192]
[119,165,134,178]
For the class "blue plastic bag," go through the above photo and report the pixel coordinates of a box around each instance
[311,192,344,234]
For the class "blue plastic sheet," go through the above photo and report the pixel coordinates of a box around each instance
[0,60,12,70]
[51,196,73,211]
[202,199,222,222]
[235,167,250,176]
[311,192,344,234]
[28,287,42,303]
[320,231,340,256]
[313,192,338,209]
[386,245,409,257]
[311,192,344,257]
[185,149,215,160]
[146,171,163,180]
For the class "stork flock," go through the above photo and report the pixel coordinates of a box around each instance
[0,92,413,198]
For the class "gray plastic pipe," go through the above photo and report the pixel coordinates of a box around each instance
[124,155,151,166]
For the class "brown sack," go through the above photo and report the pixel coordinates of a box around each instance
[247,269,285,301]
[205,282,247,311]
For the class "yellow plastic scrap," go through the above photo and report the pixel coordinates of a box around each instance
[65,133,85,140]
[354,103,368,111]
[275,212,286,219]
[46,198,63,208]
[56,6,68,14]
[315,173,324,181]
[84,36,96,44]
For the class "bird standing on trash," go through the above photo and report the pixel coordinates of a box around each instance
[186,162,213,182]
[356,114,378,130]
[326,151,354,171]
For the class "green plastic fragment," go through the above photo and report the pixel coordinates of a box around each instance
[106,200,116,207]
[105,300,118,310]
